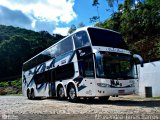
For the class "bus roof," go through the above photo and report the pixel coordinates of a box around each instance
[72,26,120,35]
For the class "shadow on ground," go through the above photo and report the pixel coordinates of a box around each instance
[75,99,160,107]
[32,96,160,108]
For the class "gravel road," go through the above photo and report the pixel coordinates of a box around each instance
[0,95,160,120]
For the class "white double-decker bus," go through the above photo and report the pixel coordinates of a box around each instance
[22,27,143,102]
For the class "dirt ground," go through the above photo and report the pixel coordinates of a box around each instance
[0,95,160,120]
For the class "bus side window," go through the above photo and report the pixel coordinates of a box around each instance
[34,70,51,84]
[51,69,56,82]
[55,63,74,80]
[79,55,94,78]
[78,60,85,76]
[73,31,90,49]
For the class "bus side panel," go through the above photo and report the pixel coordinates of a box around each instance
[22,71,33,97]
[33,83,50,97]
[22,68,51,97]
[75,77,96,97]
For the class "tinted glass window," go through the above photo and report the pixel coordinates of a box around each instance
[55,63,74,80]
[23,37,73,71]
[34,63,75,84]
[23,54,51,71]
[78,54,94,77]
[59,37,73,55]
[73,31,90,49]
[88,28,128,50]
[49,36,73,57]
[95,52,137,79]
[34,70,51,84]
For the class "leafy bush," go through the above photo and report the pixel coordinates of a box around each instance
[0,79,22,95]
[0,81,8,87]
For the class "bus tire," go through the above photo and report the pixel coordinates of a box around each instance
[68,84,78,102]
[27,89,31,100]
[30,89,35,100]
[57,85,65,100]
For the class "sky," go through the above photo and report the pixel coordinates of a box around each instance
[0,0,122,36]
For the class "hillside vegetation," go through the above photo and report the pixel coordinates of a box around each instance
[0,79,22,95]
[0,0,160,81]
[95,0,160,61]
[0,25,64,81]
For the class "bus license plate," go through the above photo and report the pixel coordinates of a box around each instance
[118,90,125,94]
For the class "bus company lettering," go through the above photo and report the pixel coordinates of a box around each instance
[107,47,128,54]
[78,50,86,56]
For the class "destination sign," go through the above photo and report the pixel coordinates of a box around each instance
[93,46,131,55]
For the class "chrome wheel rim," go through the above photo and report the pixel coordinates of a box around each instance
[59,87,65,98]
[69,87,76,100]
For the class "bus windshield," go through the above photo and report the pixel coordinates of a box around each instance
[96,52,137,79]
[88,28,128,50]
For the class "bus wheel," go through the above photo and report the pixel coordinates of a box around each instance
[57,86,65,100]
[68,84,78,102]
[31,89,35,100]
[27,89,31,100]
[99,96,110,102]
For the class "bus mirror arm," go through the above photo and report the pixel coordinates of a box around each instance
[133,54,144,67]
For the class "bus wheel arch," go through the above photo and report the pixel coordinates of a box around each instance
[57,84,66,100]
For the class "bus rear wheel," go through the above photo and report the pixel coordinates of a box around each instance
[27,89,31,100]
[57,86,65,100]
[68,84,78,102]
[30,89,35,100]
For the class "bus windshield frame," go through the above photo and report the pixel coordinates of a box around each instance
[95,52,138,80]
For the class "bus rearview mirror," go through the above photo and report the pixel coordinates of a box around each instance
[133,54,144,67]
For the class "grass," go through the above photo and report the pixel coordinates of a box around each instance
[8,94,22,96]
[152,97,160,100]
[0,81,8,87]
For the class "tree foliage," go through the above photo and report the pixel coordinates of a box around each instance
[68,23,86,34]
[68,24,77,34]
[95,0,160,61]
[0,25,64,81]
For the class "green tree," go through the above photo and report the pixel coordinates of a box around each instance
[0,36,30,79]
[0,25,64,81]
[68,24,77,34]
[94,0,160,61]
[78,22,85,28]
[91,0,100,23]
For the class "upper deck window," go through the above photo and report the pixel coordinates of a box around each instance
[73,31,90,49]
[49,36,73,57]
[88,28,128,50]
[23,36,73,71]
